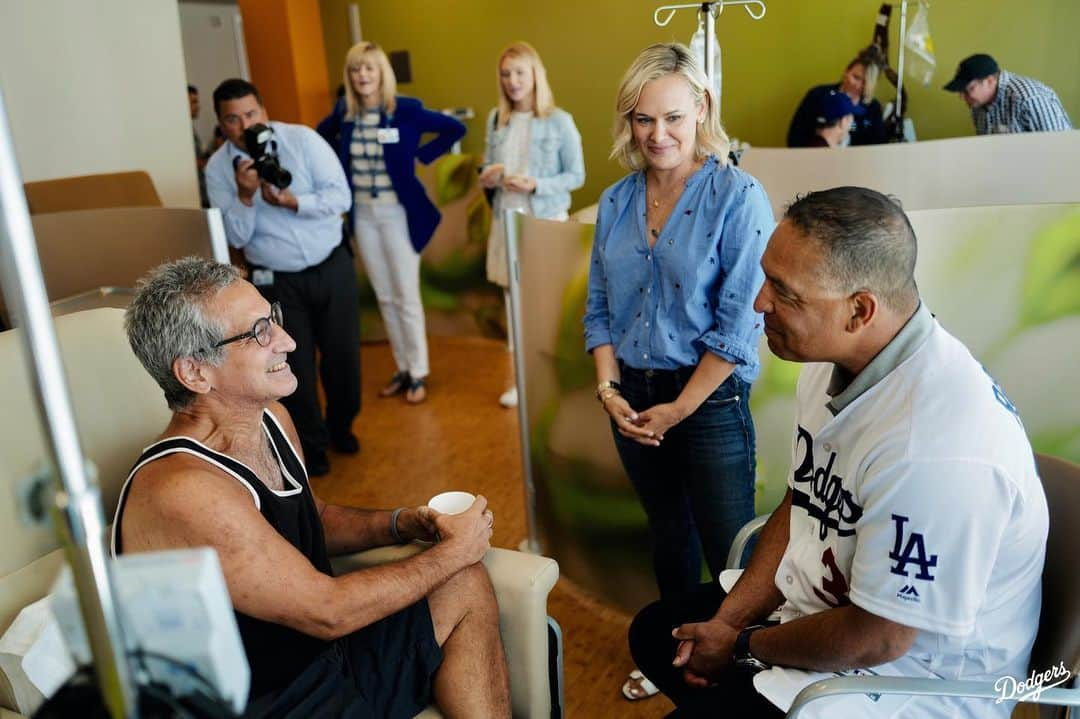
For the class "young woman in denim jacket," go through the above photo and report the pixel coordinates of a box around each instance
[479,41,585,407]
[583,43,773,700]
[319,42,465,404]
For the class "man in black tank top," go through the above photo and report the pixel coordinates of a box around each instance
[115,258,509,718]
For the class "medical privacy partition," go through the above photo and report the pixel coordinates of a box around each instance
[0,91,138,716]
[505,210,670,610]
[740,130,1080,220]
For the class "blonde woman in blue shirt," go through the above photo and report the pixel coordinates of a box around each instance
[479,41,585,407]
[584,44,773,698]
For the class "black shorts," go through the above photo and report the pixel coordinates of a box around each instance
[245,598,443,719]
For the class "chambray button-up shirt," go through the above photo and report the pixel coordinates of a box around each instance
[583,156,773,383]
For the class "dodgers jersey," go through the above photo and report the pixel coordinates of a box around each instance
[769,306,1048,718]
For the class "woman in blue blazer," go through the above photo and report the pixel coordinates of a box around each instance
[319,41,465,404]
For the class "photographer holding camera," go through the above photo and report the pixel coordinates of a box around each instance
[206,78,360,477]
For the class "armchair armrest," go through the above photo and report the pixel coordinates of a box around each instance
[726,514,770,570]
[786,675,1080,718]
[330,545,560,719]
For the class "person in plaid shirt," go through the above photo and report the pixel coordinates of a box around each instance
[944,53,1072,135]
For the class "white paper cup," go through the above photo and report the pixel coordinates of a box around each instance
[427,491,476,515]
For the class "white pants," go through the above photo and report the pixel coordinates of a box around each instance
[354,201,429,378]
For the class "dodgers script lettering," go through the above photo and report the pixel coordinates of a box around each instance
[792,426,863,540]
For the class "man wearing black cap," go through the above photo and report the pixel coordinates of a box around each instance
[944,53,1072,135]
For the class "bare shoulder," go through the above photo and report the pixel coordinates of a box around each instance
[133,449,255,494]
[121,453,262,553]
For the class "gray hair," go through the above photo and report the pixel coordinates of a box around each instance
[783,187,919,313]
[125,257,240,411]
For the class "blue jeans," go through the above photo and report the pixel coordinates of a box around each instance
[612,365,756,597]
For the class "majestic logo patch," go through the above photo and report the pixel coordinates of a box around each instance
[896,584,921,602]
[791,426,863,540]
[889,514,938,581]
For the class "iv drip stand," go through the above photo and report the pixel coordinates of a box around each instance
[653,1,767,92]
[0,90,138,717]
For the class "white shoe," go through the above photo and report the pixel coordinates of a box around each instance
[499,387,518,408]
[622,669,660,700]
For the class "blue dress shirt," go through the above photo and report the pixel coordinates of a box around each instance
[583,156,774,383]
[206,121,351,272]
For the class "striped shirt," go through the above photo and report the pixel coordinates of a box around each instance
[351,110,398,204]
[973,70,1073,135]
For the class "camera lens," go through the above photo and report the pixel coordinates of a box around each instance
[256,160,291,189]
[269,166,292,189]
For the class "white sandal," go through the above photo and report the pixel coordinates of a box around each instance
[622,668,660,700]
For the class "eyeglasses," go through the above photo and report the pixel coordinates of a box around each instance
[210,302,283,350]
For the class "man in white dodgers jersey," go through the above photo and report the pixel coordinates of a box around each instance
[628,186,1048,718]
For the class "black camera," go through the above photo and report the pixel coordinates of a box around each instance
[235,123,292,189]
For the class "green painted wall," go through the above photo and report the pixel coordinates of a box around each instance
[319,0,1080,210]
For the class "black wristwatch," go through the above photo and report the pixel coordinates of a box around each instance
[733,625,770,672]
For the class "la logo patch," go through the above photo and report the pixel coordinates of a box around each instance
[889,514,938,581]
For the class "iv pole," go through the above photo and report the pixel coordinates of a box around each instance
[504,209,540,554]
[894,0,908,138]
[0,91,138,716]
[653,1,767,92]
